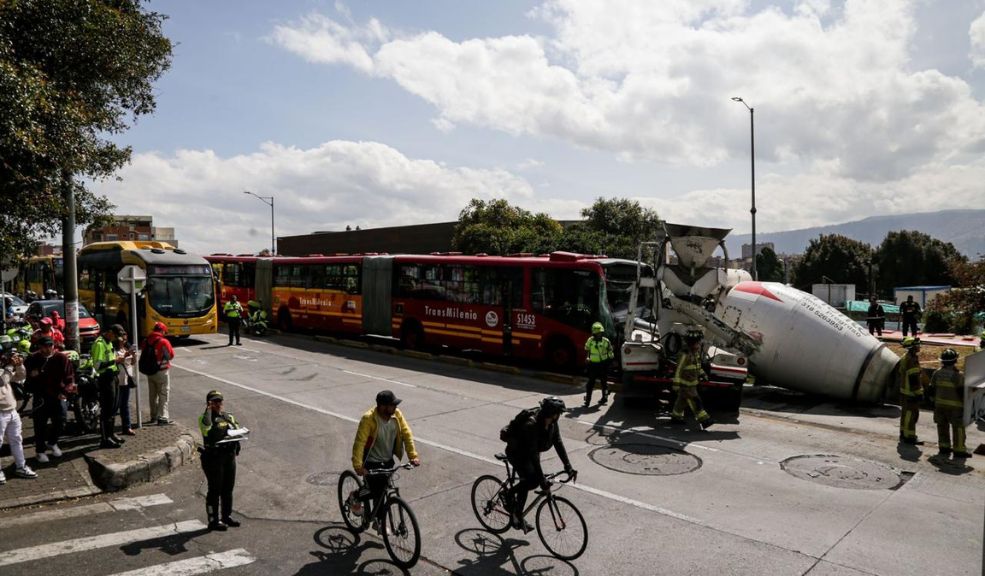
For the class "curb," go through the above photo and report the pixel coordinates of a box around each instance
[0,457,101,509]
[84,432,197,492]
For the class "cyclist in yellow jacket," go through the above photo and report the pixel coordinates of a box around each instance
[583,322,614,407]
[351,390,420,524]
[671,328,714,429]
[931,349,971,459]
[898,337,924,445]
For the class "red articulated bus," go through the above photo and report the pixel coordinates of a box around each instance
[207,252,645,371]
[207,254,259,308]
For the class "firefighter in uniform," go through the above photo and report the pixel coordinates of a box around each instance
[199,390,243,531]
[931,348,971,459]
[223,295,243,346]
[671,328,714,429]
[583,322,614,407]
[898,336,924,444]
[91,324,126,449]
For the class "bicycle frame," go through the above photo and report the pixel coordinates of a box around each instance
[362,463,413,523]
[498,458,574,522]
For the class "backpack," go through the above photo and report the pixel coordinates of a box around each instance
[499,407,538,443]
[138,342,160,376]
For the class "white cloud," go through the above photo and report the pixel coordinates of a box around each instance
[268,13,386,73]
[971,10,985,68]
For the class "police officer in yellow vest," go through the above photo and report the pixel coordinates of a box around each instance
[671,328,714,429]
[931,348,971,459]
[583,322,614,407]
[199,389,243,530]
[91,324,126,449]
[898,336,924,445]
[223,295,243,346]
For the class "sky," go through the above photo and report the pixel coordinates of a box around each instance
[90,0,985,256]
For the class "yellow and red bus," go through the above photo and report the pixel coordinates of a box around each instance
[78,241,219,338]
[14,255,64,299]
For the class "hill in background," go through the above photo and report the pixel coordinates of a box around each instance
[727,209,985,258]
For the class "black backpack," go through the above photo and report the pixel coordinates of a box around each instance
[138,342,160,376]
[499,407,538,443]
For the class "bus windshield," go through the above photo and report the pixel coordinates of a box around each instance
[147,275,215,317]
[602,261,654,321]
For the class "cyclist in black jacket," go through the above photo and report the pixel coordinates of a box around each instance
[504,397,575,532]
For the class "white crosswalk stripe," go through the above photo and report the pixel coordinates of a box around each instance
[107,549,256,576]
[3,494,173,528]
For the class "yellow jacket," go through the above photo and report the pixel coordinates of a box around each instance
[351,407,419,469]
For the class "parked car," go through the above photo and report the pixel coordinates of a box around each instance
[2,293,28,316]
[25,300,101,350]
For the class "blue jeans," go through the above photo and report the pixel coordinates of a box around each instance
[118,385,132,431]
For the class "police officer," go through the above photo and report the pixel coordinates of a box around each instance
[91,325,126,449]
[223,295,243,346]
[898,336,924,445]
[583,322,614,407]
[199,390,243,531]
[671,328,714,429]
[931,349,971,459]
[900,295,921,337]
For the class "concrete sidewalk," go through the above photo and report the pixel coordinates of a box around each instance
[0,407,196,510]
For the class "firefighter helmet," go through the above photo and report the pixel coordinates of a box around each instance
[901,336,920,349]
[684,327,703,342]
[940,348,958,364]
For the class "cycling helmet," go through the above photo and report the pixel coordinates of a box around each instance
[44,289,58,299]
[539,396,567,417]
[901,336,920,349]
[940,348,958,364]
[591,322,604,334]
[0,334,12,351]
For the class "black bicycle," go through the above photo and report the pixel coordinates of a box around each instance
[337,463,421,569]
[471,453,587,560]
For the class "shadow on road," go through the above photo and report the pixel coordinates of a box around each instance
[295,525,409,576]
[454,528,578,576]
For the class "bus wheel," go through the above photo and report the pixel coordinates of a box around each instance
[278,309,293,331]
[400,321,425,350]
[545,337,575,372]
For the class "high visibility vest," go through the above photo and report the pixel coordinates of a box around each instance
[224,301,242,318]
[584,337,614,363]
[931,366,964,410]
[674,351,702,388]
[898,353,922,397]
[90,336,118,375]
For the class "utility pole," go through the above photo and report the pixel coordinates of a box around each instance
[62,170,80,352]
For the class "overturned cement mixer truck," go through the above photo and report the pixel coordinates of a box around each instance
[619,223,900,412]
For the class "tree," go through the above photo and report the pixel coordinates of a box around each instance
[0,0,173,261]
[873,230,966,294]
[755,246,785,282]
[451,199,563,255]
[562,197,661,259]
[926,256,985,333]
[791,234,872,292]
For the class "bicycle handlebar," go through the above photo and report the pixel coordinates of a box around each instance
[364,462,417,476]
[545,469,577,484]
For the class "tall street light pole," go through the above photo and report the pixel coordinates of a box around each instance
[731,96,757,281]
[243,190,275,255]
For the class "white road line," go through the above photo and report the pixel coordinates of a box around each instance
[0,520,207,567]
[107,549,255,576]
[343,369,417,389]
[2,494,173,528]
[173,363,702,525]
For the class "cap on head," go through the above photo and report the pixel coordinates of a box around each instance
[376,389,401,406]
[153,321,168,333]
[108,324,125,336]
[38,335,54,347]
[50,310,60,317]
[591,322,604,334]
[206,390,223,402]
[40,317,52,326]
[940,348,958,364]
[901,336,920,349]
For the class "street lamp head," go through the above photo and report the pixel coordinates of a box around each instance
[731,96,743,102]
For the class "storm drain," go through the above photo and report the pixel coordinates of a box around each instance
[589,443,702,476]
[305,471,340,486]
[781,455,905,490]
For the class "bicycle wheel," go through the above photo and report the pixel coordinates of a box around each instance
[536,495,587,560]
[381,496,421,569]
[470,475,511,534]
[337,470,366,532]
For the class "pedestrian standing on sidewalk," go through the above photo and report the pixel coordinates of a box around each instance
[24,336,75,463]
[199,389,243,531]
[115,330,137,436]
[1,352,38,482]
[223,295,243,346]
[141,322,174,425]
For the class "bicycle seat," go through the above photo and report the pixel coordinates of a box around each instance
[495,453,509,462]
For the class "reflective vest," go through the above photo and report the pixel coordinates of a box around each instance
[90,336,118,375]
[674,351,703,388]
[584,336,614,364]
[223,301,242,318]
[898,353,922,397]
[199,410,240,449]
[931,366,964,410]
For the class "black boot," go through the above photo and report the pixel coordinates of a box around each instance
[207,505,227,531]
[222,516,241,527]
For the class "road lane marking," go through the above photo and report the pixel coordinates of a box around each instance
[107,549,255,576]
[2,494,173,528]
[0,520,207,567]
[173,363,702,524]
[342,369,418,389]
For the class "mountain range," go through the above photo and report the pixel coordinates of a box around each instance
[726,209,985,258]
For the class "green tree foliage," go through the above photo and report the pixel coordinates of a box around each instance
[791,234,872,291]
[562,197,661,259]
[873,230,966,294]
[451,199,564,255]
[0,0,173,260]
[755,246,785,282]
[926,257,985,333]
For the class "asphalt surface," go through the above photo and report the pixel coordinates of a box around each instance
[1,332,983,575]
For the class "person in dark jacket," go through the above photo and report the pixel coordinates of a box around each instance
[24,336,75,463]
[900,295,921,337]
[504,397,575,532]
[866,297,885,336]
[199,389,244,531]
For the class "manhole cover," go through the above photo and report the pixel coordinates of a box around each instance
[589,443,701,476]
[781,455,903,490]
[306,471,340,486]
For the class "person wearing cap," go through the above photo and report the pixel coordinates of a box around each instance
[24,335,75,463]
[49,310,65,332]
[31,317,64,351]
[91,324,127,448]
[223,295,244,346]
[900,295,921,337]
[898,336,924,445]
[114,327,137,436]
[930,348,970,459]
[351,390,420,526]
[671,328,714,429]
[199,390,243,531]
[143,321,175,425]
[583,321,614,407]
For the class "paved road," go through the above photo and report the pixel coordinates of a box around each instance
[1,333,982,575]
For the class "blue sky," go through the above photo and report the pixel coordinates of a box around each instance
[95,0,985,255]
